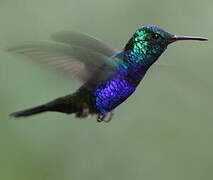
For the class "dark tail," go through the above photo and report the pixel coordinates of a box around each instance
[9,90,92,118]
[10,104,48,118]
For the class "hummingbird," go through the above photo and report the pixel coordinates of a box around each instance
[8,25,208,122]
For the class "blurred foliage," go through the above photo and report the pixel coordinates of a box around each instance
[0,0,213,179]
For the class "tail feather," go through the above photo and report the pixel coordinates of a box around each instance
[10,89,94,118]
[10,104,48,118]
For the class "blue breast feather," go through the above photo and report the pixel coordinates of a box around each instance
[93,52,149,114]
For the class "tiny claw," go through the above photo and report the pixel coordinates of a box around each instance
[103,111,114,123]
[97,111,114,123]
[97,113,106,122]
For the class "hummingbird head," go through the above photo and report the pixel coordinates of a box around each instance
[124,25,208,65]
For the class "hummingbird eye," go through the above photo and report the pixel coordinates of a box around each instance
[151,33,160,40]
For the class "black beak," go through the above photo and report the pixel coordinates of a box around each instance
[172,35,208,42]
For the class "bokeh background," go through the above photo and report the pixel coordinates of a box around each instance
[0,0,212,179]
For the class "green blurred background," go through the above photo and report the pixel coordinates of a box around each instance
[0,0,212,179]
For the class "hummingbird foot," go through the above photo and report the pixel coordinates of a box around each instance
[97,113,106,122]
[103,111,114,123]
[97,111,114,123]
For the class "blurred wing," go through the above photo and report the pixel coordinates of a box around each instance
[51,31,118,57]
[7,41,118,88]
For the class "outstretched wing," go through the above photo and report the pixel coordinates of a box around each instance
[51,31,118,57]
[7,41,118,87]
[7,32,120,89]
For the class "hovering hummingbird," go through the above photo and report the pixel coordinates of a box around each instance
[8,25,208,122]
